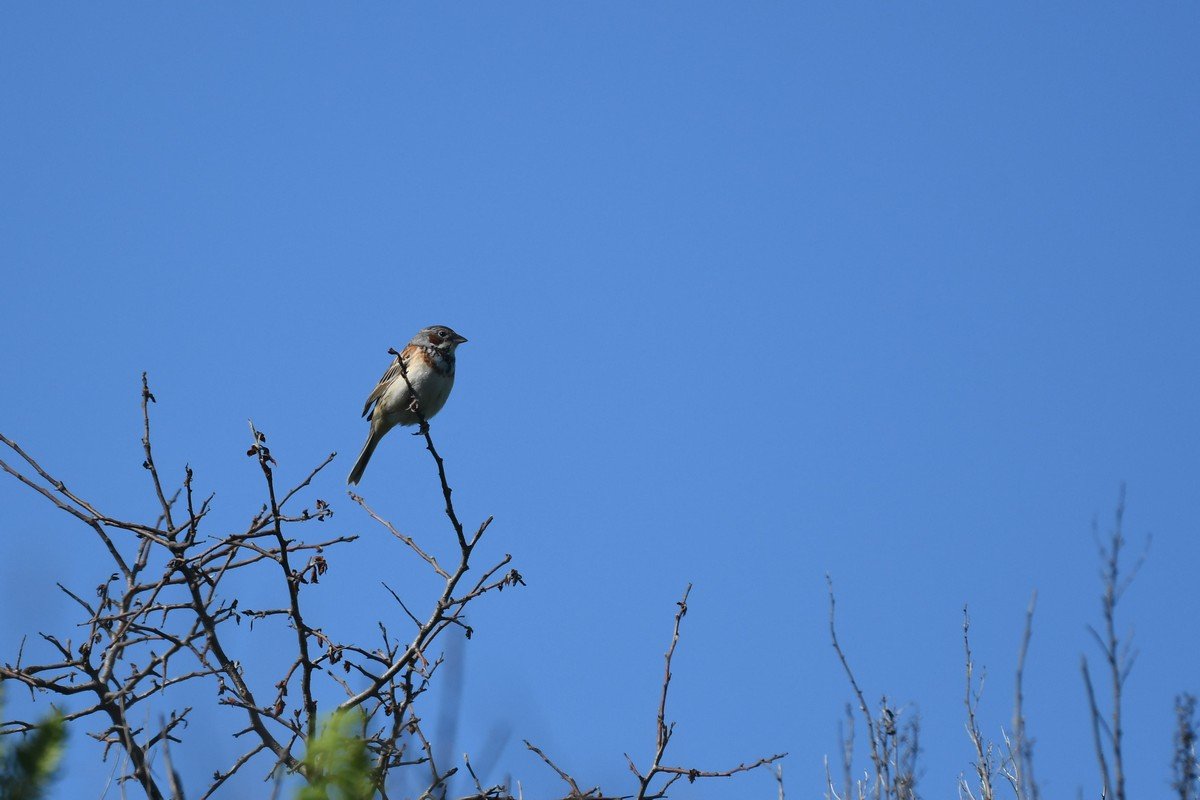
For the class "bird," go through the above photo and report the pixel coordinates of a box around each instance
[347,325,468,485]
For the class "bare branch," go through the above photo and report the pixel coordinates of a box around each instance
[1003,590,1040,800]
[350,492,449,579]
[140,372,177,533]
[524,740,585,798]
[826,576,882,782]
[961,607,995,800]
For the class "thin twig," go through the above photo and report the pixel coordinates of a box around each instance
[826,576,883,781]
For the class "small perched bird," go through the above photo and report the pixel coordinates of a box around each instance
[347,325,468,485]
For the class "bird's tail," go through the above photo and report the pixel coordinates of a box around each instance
[347,430,381,486]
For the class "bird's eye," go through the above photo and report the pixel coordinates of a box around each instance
[440,329,450,337]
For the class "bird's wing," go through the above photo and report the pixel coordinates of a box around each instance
[361,353,408,419]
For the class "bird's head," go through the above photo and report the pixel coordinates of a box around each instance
[414,325,468,354]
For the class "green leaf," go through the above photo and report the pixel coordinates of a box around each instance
[0,709,67,800]
[295,710,377,800]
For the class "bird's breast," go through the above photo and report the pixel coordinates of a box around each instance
[378,362,454,424]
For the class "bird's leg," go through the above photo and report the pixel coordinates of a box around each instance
[405,398,429,435]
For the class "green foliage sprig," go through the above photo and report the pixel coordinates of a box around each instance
[295,710,377,800]
[0,694,66,800]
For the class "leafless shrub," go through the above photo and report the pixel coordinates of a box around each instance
[0,373,519,799]
[524,584,786,799]
[821,492,1193,800]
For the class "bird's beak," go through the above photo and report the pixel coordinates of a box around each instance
[453,333,468,344]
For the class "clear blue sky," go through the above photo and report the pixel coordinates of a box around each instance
[2,4,1198,798]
